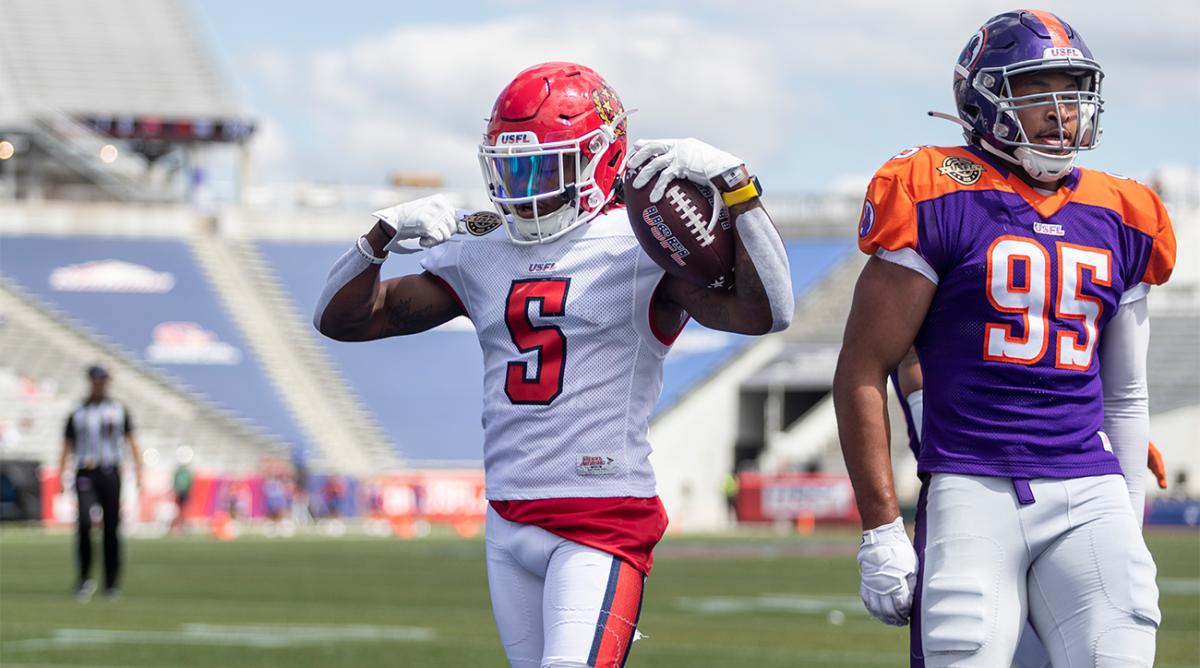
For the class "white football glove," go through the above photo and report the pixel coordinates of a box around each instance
[627,138,744,202]
[371,194,464,251]
[857,517,918,626]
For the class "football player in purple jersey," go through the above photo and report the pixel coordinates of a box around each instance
[835,9,1176,667]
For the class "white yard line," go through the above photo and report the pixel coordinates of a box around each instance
[1159,577,1200,595]
[675,593,868,615]
[2,623,435,653]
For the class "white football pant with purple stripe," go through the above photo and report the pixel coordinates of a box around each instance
[911,473,1159,667]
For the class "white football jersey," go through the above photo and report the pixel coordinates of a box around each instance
[421,209,674,500]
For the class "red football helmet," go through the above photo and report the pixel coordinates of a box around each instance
[478,62,630,244]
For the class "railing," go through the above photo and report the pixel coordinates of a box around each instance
[30,108,174,202]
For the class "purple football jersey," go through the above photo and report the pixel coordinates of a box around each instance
[859,146,1175,478]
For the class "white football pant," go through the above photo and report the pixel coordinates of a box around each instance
[485,507,645,668]
[912,473,1159,667]
[1012,620,1051,668]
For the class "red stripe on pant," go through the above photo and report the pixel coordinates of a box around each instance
[587,558,645,667]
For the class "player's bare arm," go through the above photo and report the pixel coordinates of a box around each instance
[895,346,922,398]
[656,199,783,335]
[314,200,465,342]
[833,257,934,627]
[833,257,935,529]
[627,138,794,336]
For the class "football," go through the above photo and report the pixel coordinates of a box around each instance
[623,165,735,290]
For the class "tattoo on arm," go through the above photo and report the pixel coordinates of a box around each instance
[384,297,441,336]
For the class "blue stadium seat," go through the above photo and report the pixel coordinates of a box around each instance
[0,235,310,455]
[258,241,485,465]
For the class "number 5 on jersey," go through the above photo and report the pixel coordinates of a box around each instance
[505,278,570,405]
[985,236,1111,369]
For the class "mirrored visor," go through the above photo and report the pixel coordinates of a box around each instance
[489,153,564,201]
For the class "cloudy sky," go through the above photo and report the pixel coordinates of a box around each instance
[189,0,1199,194]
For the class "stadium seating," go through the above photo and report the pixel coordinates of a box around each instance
[0,284,287,474]
[658,239,852,411]
[257,241,487,466]
[0,235,309,455]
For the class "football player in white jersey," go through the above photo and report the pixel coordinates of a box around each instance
[313,62,794,667]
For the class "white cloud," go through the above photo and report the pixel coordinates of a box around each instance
[248,117,294,182]
[756,0,1199,100]
[240,2,1198,189]
[828,172,874,197]
[245,12,789,186]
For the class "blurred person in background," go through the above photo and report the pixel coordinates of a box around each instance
[291,454,313,525]
[58,365,142,602]
[170,445,194,535]
[313,61,792,667]
[264,471,290,523]
[722,471,739,524]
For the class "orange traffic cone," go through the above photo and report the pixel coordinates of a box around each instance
[795,512,816,536]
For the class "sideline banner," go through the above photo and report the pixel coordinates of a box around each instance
[736,472,858,524]
[40,468,487,528]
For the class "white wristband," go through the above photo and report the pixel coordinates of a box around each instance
[355,236,387,265]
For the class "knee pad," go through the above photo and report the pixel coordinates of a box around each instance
[1092,531,1161,626]
[920,535,1001,656]
[1093,620,1156,668]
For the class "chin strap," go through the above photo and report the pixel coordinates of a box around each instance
[928,110,1074,184]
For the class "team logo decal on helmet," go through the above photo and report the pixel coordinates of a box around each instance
[591,86,626,137]
[937,156,985,185]
[936,10,1105,183]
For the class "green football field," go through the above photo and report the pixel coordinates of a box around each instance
[1,527,1196,667]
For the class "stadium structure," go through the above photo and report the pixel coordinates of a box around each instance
[1,0,1197,534]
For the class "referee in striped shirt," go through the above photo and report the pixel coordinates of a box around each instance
[58,365,143,602]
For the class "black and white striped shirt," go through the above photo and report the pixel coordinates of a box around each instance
[64,399,134,469]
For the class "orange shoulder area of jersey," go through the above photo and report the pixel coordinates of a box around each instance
[1072,169,1177,285]
[857,146,1005,255]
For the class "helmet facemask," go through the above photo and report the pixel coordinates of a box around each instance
[479,124,624,245]
[975,60,1104,182]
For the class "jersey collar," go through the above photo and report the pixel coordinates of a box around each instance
[965,145,1081,218]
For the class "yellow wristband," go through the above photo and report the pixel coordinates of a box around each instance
[720,177,761,207]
